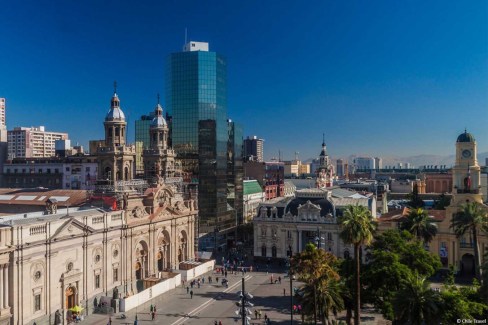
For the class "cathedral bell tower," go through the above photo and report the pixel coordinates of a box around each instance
[316,134,334,188]
[452,130,481,197]
[143,95,178,180]
[96,83,136,182]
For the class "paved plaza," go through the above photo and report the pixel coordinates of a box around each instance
[86,266,389,325]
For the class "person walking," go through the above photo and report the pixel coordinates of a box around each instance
[278,276,281,284]
[108,317,112,325]
[218,321,222,325]
[190,290,193,299]
[264,313,268,322]
[151,311,155,321]
[283,288,286,296]
[186,286,189,294]
[150,304,153,313]
[255,309,258,319]
[198,282,200,289]
[258,309,262,319]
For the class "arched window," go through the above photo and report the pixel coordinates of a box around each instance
[272,246,277,258]
[261,245,267,257]
[344,250,350,259]
[124,167,129,180]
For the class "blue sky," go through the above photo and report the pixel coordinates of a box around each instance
[1,1,487,160]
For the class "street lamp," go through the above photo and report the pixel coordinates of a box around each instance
[289,257,296,325]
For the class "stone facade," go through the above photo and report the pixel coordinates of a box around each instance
[253,188,371,260]
[0,184,196,325]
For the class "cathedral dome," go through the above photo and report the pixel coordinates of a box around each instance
[105,93,126,121]
[457,130,475,143]
[150,104,167,128]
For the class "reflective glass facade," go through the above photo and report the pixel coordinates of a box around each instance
[134,114,153,176]
[166,49,233,233]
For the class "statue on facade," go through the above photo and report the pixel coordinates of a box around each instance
[54,310,62,325]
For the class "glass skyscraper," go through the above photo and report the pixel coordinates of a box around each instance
[166,42,236,236]
[134,113,154,176]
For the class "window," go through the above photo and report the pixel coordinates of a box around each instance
[86,167,90,172]
[95,255,101,263]
[328,233,332,241]
[34,294,41,311]
[65,167,70,172]
[95,274,100,289]
[113,268,118,282]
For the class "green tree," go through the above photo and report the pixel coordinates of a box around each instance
[407,183,424,209]
[299,276,344,325]
[291,243,339,324]
[393,273,441,325]
[400,208,438,243]
[337,258,355,325]
[361,230,441,321]
[439,284,488,324]
[433,193,451,210]
[451,202,488,283]
[338,204,376,325]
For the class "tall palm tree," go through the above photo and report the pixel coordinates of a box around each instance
[451,202,488,283]
[401,208,438,244]
[393,273,441,325]
[338,205,376,325]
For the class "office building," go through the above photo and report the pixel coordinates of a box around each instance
[0,99,7,185]
[336,159,344,177]
[354,157,375,171]
[374,157,382,170]
[228,120,244,225]
[0,98,6,127]
[167,41,240,235]
[7,126,68,159]
[243,136,264,162]
[135,113,154,176]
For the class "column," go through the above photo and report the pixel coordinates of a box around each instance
[0,264,3,309]
[4,264,7,308]
[298,230,302,252]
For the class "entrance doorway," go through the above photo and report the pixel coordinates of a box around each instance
[65,286,76,310]
[135,262,142,280]
[461,254,475,276]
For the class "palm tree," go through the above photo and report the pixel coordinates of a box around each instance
[393,273,441,325]
[298,277,344,325]
[291,243,339,324]
[400,208,438,244]
[451,202,488,283]
[338,204,376,325]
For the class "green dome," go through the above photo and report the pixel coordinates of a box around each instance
[457,130,475,143]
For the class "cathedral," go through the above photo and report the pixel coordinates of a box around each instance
[0,88,196,325]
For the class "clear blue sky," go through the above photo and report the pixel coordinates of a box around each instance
[1,0,487,161]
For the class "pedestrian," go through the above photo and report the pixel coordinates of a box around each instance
[198,282,200,289]
[258,309,262,319]
[190,282,194,288]
[278,276,281,284]
[202,277,205,284]
[219,321,222,325]
[190,290,193,299]
[225,270,227,278]
[109,317,112,325]
[151,311,155,320]
[150,304,153,313]
[214,321,218,325]
[186,286,189,294]
[154,306,157,314]
[264,313,268,322]
[270,274,274,284]
[255,309,258,319]
[283,288,286,296]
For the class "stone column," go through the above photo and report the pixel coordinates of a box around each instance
[0,264,3,309]
[3,264,7,309]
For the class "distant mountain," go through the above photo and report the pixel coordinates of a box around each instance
[302,152,488,169]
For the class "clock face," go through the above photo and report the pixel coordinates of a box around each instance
[462,149,472,158]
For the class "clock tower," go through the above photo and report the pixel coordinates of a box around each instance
[451,130,482,202]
